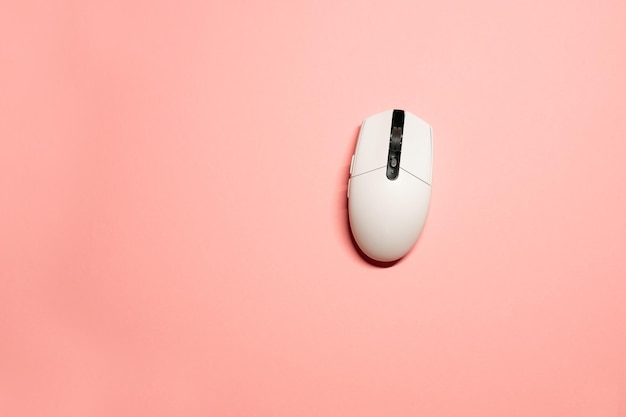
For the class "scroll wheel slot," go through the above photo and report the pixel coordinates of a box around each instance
[390,126,403,150]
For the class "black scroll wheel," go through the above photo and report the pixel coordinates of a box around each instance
[390,126,402,150]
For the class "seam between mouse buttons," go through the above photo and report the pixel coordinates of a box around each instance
[400,168,431,186]
[350,166,387,178]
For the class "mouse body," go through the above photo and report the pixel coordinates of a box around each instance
[348,109,433,263]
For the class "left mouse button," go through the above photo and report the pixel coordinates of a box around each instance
[352,110,393,175]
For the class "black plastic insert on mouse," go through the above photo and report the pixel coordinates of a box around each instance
[386,109,405,180]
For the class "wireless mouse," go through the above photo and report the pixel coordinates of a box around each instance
[348,109,433,263]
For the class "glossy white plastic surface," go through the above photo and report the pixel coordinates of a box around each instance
[400,112,433,184]
[348,110,433,262]
[351,111,390,176]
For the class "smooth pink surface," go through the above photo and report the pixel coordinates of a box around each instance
[2,0,626,415]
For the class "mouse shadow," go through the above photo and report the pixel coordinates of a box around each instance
[340,126,401,268]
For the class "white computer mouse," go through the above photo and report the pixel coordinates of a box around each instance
[348,109,433,263]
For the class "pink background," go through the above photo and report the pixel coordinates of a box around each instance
[2,0,626,415]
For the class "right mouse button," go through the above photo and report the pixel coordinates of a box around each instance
[400,113,432,185]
